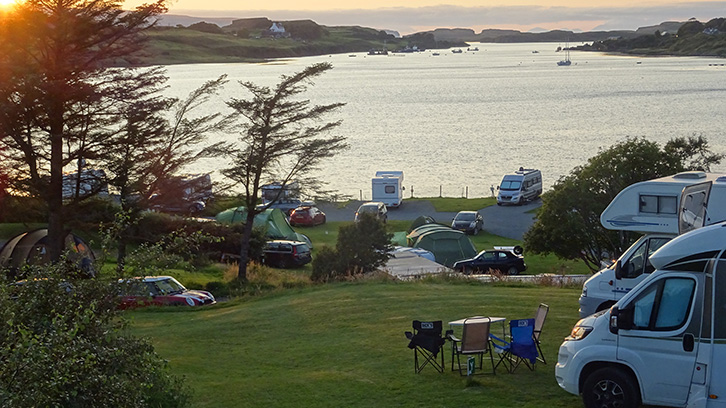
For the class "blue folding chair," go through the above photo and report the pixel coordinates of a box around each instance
[490,318,538,373]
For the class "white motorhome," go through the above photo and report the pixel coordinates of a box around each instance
[496,168,542,205]
[557,221,726,408]
[579,171,726,317]
[372,171,404,208]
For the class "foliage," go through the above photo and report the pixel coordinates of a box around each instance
[206,62,348,282]
[0,0,167,261]
[311,213,393,282]
[0,265,190,407]
[524,136,723,272]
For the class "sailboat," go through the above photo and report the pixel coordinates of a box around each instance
[557,41,572,66]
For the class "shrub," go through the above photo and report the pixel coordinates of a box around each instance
[0,265,190,407]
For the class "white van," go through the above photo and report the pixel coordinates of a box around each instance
[556,221,726,408]
[579,171,726,317]
[496,168,542,205]
[372,171,404,208]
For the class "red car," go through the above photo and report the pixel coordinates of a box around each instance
[289,206,326,227]
[119,276,216,309]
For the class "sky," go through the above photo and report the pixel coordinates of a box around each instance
[128,0,725,34]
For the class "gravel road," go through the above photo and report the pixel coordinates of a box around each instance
[316,199,541,241]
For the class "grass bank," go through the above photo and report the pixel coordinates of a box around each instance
[127,281,583,408]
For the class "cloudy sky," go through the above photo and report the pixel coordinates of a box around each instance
[123,0,726,34]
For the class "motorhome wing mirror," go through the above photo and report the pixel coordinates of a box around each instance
[614,260,624,280]
[617,306,634,331]
[609,306,619,334]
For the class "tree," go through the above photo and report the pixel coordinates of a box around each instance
[0,0,166,263]
[311,213,393,282]
[0,266,190,407]
[208,62,348,282]
[103,76,227,269]
[524,136,723,272]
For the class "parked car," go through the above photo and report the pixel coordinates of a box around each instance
[452,246,526,275]
[354,202,388,223]
[256,199,315,216]
[289,206,326,226]
[451,211,483,235]
[262,240,312,268]
[118,276,216,309]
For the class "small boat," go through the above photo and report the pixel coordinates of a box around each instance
[532,50,539,54]
[557,41,572,66]
[467,47,479,51]
[432,52,440,56]
[452,48,463,54]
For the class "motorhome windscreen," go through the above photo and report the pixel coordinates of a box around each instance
[500,180,521,190]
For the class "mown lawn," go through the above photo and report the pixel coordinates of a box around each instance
[127,281,584,408]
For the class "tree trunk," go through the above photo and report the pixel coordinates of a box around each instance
[47,109,65,263]
[237,211,256,282]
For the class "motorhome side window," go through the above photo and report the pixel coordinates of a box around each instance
[639,194,677,214]
[631,277,696,331]
[385,186,395,194]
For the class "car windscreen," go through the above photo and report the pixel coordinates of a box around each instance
[359,205,377,213]
[500,180,522,190]
[151,278,186,295]
[455,213,476,221]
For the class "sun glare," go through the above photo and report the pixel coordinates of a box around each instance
[0,0,17,8]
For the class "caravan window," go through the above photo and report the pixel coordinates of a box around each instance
[385,186,395,194]
[639,195,677,214]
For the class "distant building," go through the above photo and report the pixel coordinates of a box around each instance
[703,27,720,35]
[270,22,285,34]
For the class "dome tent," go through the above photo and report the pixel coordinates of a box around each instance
[215,207,312,248]
[408,226,477,268]
[0,229,96,279]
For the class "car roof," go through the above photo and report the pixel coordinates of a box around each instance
[119,276,174,283]
[457,210,478,214]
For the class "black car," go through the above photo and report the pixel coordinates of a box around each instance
[452,247,526,275]
[262,240,312,268]
[451,211,483,235]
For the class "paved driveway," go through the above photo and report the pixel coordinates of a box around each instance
[316,199,540,241]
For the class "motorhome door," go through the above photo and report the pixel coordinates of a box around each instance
[616,273,704,406]
[679,181,712,235]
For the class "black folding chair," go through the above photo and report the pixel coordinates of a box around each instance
[405,320,446,373]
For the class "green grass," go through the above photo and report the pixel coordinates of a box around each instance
[127,282,583,408]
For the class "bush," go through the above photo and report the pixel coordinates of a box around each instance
[0,265,190,407]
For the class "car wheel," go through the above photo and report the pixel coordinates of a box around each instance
[507,266,519,275]
[582,367,640,408]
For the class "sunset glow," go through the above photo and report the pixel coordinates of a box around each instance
[0,0,17,9]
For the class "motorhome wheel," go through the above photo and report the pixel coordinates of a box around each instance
[582,367,640,408]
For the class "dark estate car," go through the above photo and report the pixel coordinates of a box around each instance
[289,206,326,227]
[119,276,216,309]
[452,247,526,275]
[262,240,312,268]
[451,211,483,235]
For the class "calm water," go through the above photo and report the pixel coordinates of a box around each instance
[162,42,726,200]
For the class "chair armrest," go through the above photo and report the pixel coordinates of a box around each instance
[405,331,413,340]
[489,334,510,350]
[447,333,461,342]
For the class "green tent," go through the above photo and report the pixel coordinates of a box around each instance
[405,224,451,247]
[215,207,312,247]
[410,229,476,267]
[408,215,436,233]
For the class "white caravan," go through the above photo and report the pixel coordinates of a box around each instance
[372,171,404,208]
[557,221,726,408]
[496,168,542,205]
[579,171,726,317]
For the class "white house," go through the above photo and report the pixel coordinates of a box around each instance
[269,22,285,34]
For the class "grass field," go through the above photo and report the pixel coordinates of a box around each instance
[127,281,584,408]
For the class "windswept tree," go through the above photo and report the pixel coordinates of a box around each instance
[0,0,167,263]
[208,62,348,282]
[524,136,723,272]
[103,75,228,269]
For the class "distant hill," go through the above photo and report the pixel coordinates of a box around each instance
[131,17,724,66]
[573,18,726,57]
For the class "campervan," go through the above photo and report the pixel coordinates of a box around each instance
[496,168,542,205]
[372,171,404,208]
[578,171,726,317]
[556,220,726,408]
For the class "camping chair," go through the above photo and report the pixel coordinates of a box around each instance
[533,303,549,364]
[490,318,538,373]
[405,320,446,373]
[447,318,496,376]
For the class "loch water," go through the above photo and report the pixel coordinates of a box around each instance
[163,42,726,199]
